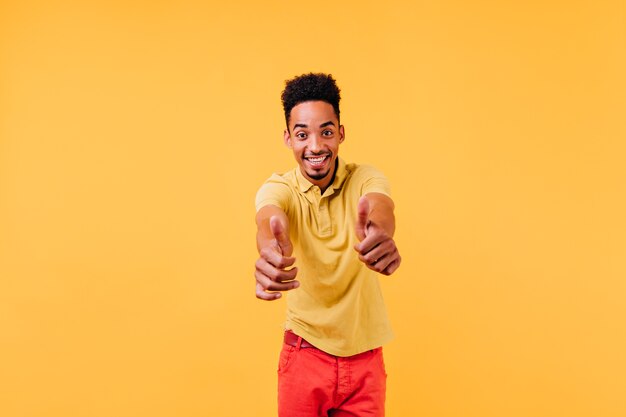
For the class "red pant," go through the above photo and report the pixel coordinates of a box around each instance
[277,333,387,417]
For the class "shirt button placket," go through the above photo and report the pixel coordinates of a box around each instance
[319,198,331,235]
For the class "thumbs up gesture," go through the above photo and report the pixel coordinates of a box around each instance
[355,196,371,241]
[354,195,401,275]
[270,215,293,258]
[255,212,299,301]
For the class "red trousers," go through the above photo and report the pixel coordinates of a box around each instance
[277,333,387,417]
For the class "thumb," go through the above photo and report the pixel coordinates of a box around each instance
[355,196,370,241]
[270,215,292,256]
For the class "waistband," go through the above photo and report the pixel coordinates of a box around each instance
[283,330,316,349]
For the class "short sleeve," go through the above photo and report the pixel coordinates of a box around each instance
[255,174,293,213]
[354,165,391,197]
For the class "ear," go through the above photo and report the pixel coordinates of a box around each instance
[283,128,292,148]
[338,125,345,144]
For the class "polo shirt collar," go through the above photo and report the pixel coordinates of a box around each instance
[296,157,348,195]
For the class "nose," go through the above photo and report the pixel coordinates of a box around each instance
[308,135,322,153]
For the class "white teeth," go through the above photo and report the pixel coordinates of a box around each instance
[306,155,327,164]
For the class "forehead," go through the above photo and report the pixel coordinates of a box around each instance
[289,101,338,127]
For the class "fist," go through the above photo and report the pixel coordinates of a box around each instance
[354,196,401,275]
[255,215,299,300]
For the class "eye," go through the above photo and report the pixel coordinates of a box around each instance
[322,130,333,137]
[295,132,307,139]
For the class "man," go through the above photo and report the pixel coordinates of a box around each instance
[254,73,401,417]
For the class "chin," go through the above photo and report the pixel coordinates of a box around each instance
[307,169,330,181]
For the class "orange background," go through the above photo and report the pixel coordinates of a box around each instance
[1,1,625,416]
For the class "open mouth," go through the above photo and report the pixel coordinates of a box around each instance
[305,154,330,168]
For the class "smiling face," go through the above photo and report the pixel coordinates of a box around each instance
[284,100,345,193]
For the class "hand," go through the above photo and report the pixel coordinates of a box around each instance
[354,196,401,275]
[255,215,299,300]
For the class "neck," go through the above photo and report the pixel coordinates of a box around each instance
[316,158,338,194]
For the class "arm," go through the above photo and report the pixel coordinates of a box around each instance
[354,193,401,275]
[254,205,300,300]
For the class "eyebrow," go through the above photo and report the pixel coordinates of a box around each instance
[292,121,336,130]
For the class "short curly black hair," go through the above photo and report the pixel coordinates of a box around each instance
[281,73,341,128]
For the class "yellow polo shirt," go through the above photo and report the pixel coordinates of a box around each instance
[255,157,394,357]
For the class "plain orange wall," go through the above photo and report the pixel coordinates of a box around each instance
[1,1,625,416]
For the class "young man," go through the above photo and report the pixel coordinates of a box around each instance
[254,73,401,417]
